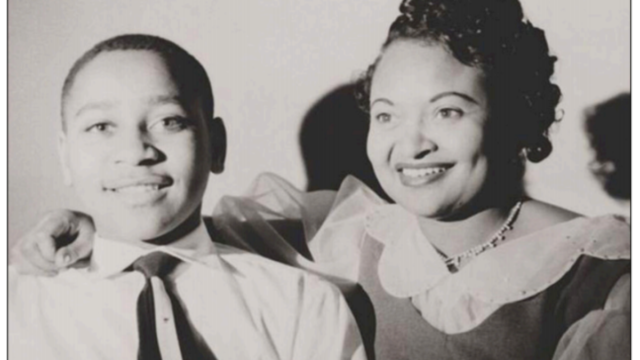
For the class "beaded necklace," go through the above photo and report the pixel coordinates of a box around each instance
[441,201,523,272]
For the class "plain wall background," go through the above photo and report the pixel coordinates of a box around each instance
[8,0,629,245]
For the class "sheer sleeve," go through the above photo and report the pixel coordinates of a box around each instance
[552,273,630,360]
[210,173,385,291]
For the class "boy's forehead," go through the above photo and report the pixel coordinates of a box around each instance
[64,51,187,118]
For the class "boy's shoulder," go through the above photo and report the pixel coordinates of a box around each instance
[9,265,91,292]
[9,265,100,309]
[203,215,328,288]
[213,241,331,287]
[206,241,344,309]
[208,243,351,341]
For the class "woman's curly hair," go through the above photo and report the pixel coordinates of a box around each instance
[355,0,562,163]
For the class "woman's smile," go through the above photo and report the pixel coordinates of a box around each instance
[395,162,454,187]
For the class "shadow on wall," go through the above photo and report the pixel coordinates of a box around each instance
[299,84,388,199]
[585,92,631,201]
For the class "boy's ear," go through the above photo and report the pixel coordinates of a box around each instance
[57,131,73,187]
[208,117,226,174]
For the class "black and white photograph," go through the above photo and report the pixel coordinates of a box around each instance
[7,0,631,359]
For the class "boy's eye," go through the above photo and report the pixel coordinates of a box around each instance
[151,116,190,132]
[374,113,392,124]
[436,108,464,120]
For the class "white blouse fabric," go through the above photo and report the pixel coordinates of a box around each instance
[210,173,630,360]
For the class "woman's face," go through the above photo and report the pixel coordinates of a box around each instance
[367,40,492,219]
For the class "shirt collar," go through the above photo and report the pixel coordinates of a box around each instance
[90,219,216,278]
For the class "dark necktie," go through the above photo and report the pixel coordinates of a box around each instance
[132,251,217,360]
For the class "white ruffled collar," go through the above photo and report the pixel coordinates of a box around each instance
[365,205,630,333]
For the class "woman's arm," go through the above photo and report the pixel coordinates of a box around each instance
[9,210,95,275]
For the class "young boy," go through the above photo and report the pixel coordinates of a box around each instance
[9,34,365,360]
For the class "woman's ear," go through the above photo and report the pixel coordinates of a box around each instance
[58,131,73,187]
[208,117,227,174]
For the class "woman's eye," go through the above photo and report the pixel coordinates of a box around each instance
[437,108,464,119]
[374,113,392,124]
[86,122,113,133]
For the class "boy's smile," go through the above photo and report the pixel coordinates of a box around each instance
[59,50,213,242]
[102,173,173,206]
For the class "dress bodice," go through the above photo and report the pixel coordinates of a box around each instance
[356,234,629,360]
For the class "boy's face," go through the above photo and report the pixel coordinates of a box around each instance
[60,50,214,242]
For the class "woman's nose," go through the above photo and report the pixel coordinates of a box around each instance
[397,119,438,160]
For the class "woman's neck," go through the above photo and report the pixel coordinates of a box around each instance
[417,204,514,258]
[421,169,525,257]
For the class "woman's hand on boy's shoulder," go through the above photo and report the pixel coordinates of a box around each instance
[9,210,95,276]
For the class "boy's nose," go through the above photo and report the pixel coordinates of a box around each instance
[113,132,162,166]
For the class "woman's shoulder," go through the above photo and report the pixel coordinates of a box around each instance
[515,199,581,234]
[512,199,629,256]
[517,199,628,238]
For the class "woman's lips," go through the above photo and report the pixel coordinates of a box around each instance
[395,163,453,187]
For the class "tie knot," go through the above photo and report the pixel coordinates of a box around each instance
[132,251,181,279]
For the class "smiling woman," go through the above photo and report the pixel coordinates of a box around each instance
[214,0,629,358]
[366,42,492,220]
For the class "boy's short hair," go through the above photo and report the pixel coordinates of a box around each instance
[61,34,214,125]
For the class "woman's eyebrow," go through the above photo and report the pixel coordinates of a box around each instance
[370,98,394,108]
[430,91,479,104]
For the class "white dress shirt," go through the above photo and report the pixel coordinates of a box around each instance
[9,220,365,360]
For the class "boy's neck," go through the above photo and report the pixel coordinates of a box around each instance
[145,211,202,247]
[95,209,204,251]
[90,211,211,277]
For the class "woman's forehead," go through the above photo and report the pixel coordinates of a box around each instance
[370,41,486,106]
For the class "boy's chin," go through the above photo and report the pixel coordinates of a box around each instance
[97,218,177,244]
[95,207,203,245]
